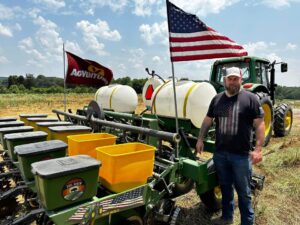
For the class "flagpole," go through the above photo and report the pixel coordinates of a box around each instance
[166,0,179,158]
[63,43,66,112]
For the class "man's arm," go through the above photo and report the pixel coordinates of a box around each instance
[196,116,213,154]
[251,117,265,164]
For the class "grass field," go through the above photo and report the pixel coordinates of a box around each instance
[0,94,299,225]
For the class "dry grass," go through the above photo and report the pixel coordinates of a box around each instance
[0,94,299,225]
[0,93,95,117]
[176,105,300,225]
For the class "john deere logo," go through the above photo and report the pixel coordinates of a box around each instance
[62,178,86,201]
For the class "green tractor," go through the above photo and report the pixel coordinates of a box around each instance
[209,56,293,146]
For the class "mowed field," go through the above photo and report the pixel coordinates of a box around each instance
[0,94,299,225]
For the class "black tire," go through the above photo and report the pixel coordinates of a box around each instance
[199,186,222,212]
[255,92,273,146]
[170,177,194,198]
[274,103,293,137]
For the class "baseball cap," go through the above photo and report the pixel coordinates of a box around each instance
[224,67,242,78]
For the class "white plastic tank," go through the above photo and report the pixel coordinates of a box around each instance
[95,84,138,113]
[142,77,165,108]
[151,80,216,128]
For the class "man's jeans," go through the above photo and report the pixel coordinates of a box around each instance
[213,151,254,225]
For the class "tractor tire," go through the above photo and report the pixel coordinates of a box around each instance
[199,186,222,212]
[274,103,293,137]
[255,92,273,146]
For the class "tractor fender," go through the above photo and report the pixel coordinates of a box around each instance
[242,83,269,94]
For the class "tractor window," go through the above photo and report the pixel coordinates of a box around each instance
[255,62,269,87]
[215,62,250,84]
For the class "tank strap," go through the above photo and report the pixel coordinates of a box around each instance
[183,83,198,118]
[109,86,119,109]
[151,80,171,114]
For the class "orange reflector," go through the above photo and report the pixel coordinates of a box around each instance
[145,85,154,100]
[243,83,253,89]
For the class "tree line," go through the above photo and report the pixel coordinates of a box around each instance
[0,75,147,94]
[0,74,299,100]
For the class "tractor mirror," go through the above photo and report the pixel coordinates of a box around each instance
[281,63,288,73]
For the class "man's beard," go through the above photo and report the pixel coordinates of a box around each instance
[225,84,240,95]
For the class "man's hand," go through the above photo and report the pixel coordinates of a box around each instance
[196,139,204,154]
[250,147,263,164]
[196,116,213,155]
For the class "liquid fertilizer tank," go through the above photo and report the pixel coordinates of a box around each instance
[95,84,138,113]
[151,80,217,128]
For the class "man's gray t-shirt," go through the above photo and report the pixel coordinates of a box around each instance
[207,90,264,155]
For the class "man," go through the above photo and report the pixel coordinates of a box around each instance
[196,67,265,225]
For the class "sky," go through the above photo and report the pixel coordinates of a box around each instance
[0,0,300,87]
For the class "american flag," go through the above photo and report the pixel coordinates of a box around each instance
[167,1,248,62]
[99,186,144,213]
[68,187,144,222]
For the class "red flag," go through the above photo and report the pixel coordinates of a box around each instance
[65,51,113,87]
[167,1,248,62]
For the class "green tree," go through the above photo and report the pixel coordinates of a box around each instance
[24,73,36,89]
[8,85,20,93]
[131,78,147,94]
[0,86,8,94]
[17,75,25,86]
[8,75,19,87]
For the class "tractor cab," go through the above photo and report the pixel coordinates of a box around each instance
[209,56,273,94]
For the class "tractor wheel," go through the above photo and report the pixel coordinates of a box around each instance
[274,103,293,137]
[199,186,222,212]
[256,92,273,146]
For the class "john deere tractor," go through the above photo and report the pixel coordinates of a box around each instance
[209,56,293,146]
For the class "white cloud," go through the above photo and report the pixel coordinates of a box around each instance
[76,19,121,56]
[118,63,126,72]
[33,0,66,10]
[261,0,290,9]
[128,48,145,62]
[286,43,297,50]
[65,41,83,55]
[128,48,145,70]
[33,16,63,59]
[171,0,240,17]
[266,53,282,62]
[28,8,41,19]
[14,23,22,31]
[152,56,161,63]
[77,0,238,18]
[19,37,45,61]
[79,0,128,15]
[0,3,21,20]
[133,0,240,18]
[19,37,34,49]
[139,21,168,45]
[77,20,121,41]
[0,23,13,37]
[243,41,269,55]
[0,55,9,63]
[132,0,158,16]
[18,14,80,69]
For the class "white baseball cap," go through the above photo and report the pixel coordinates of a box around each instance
[224,67,242,78]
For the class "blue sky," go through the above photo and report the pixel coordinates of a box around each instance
[0,0,300,86]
